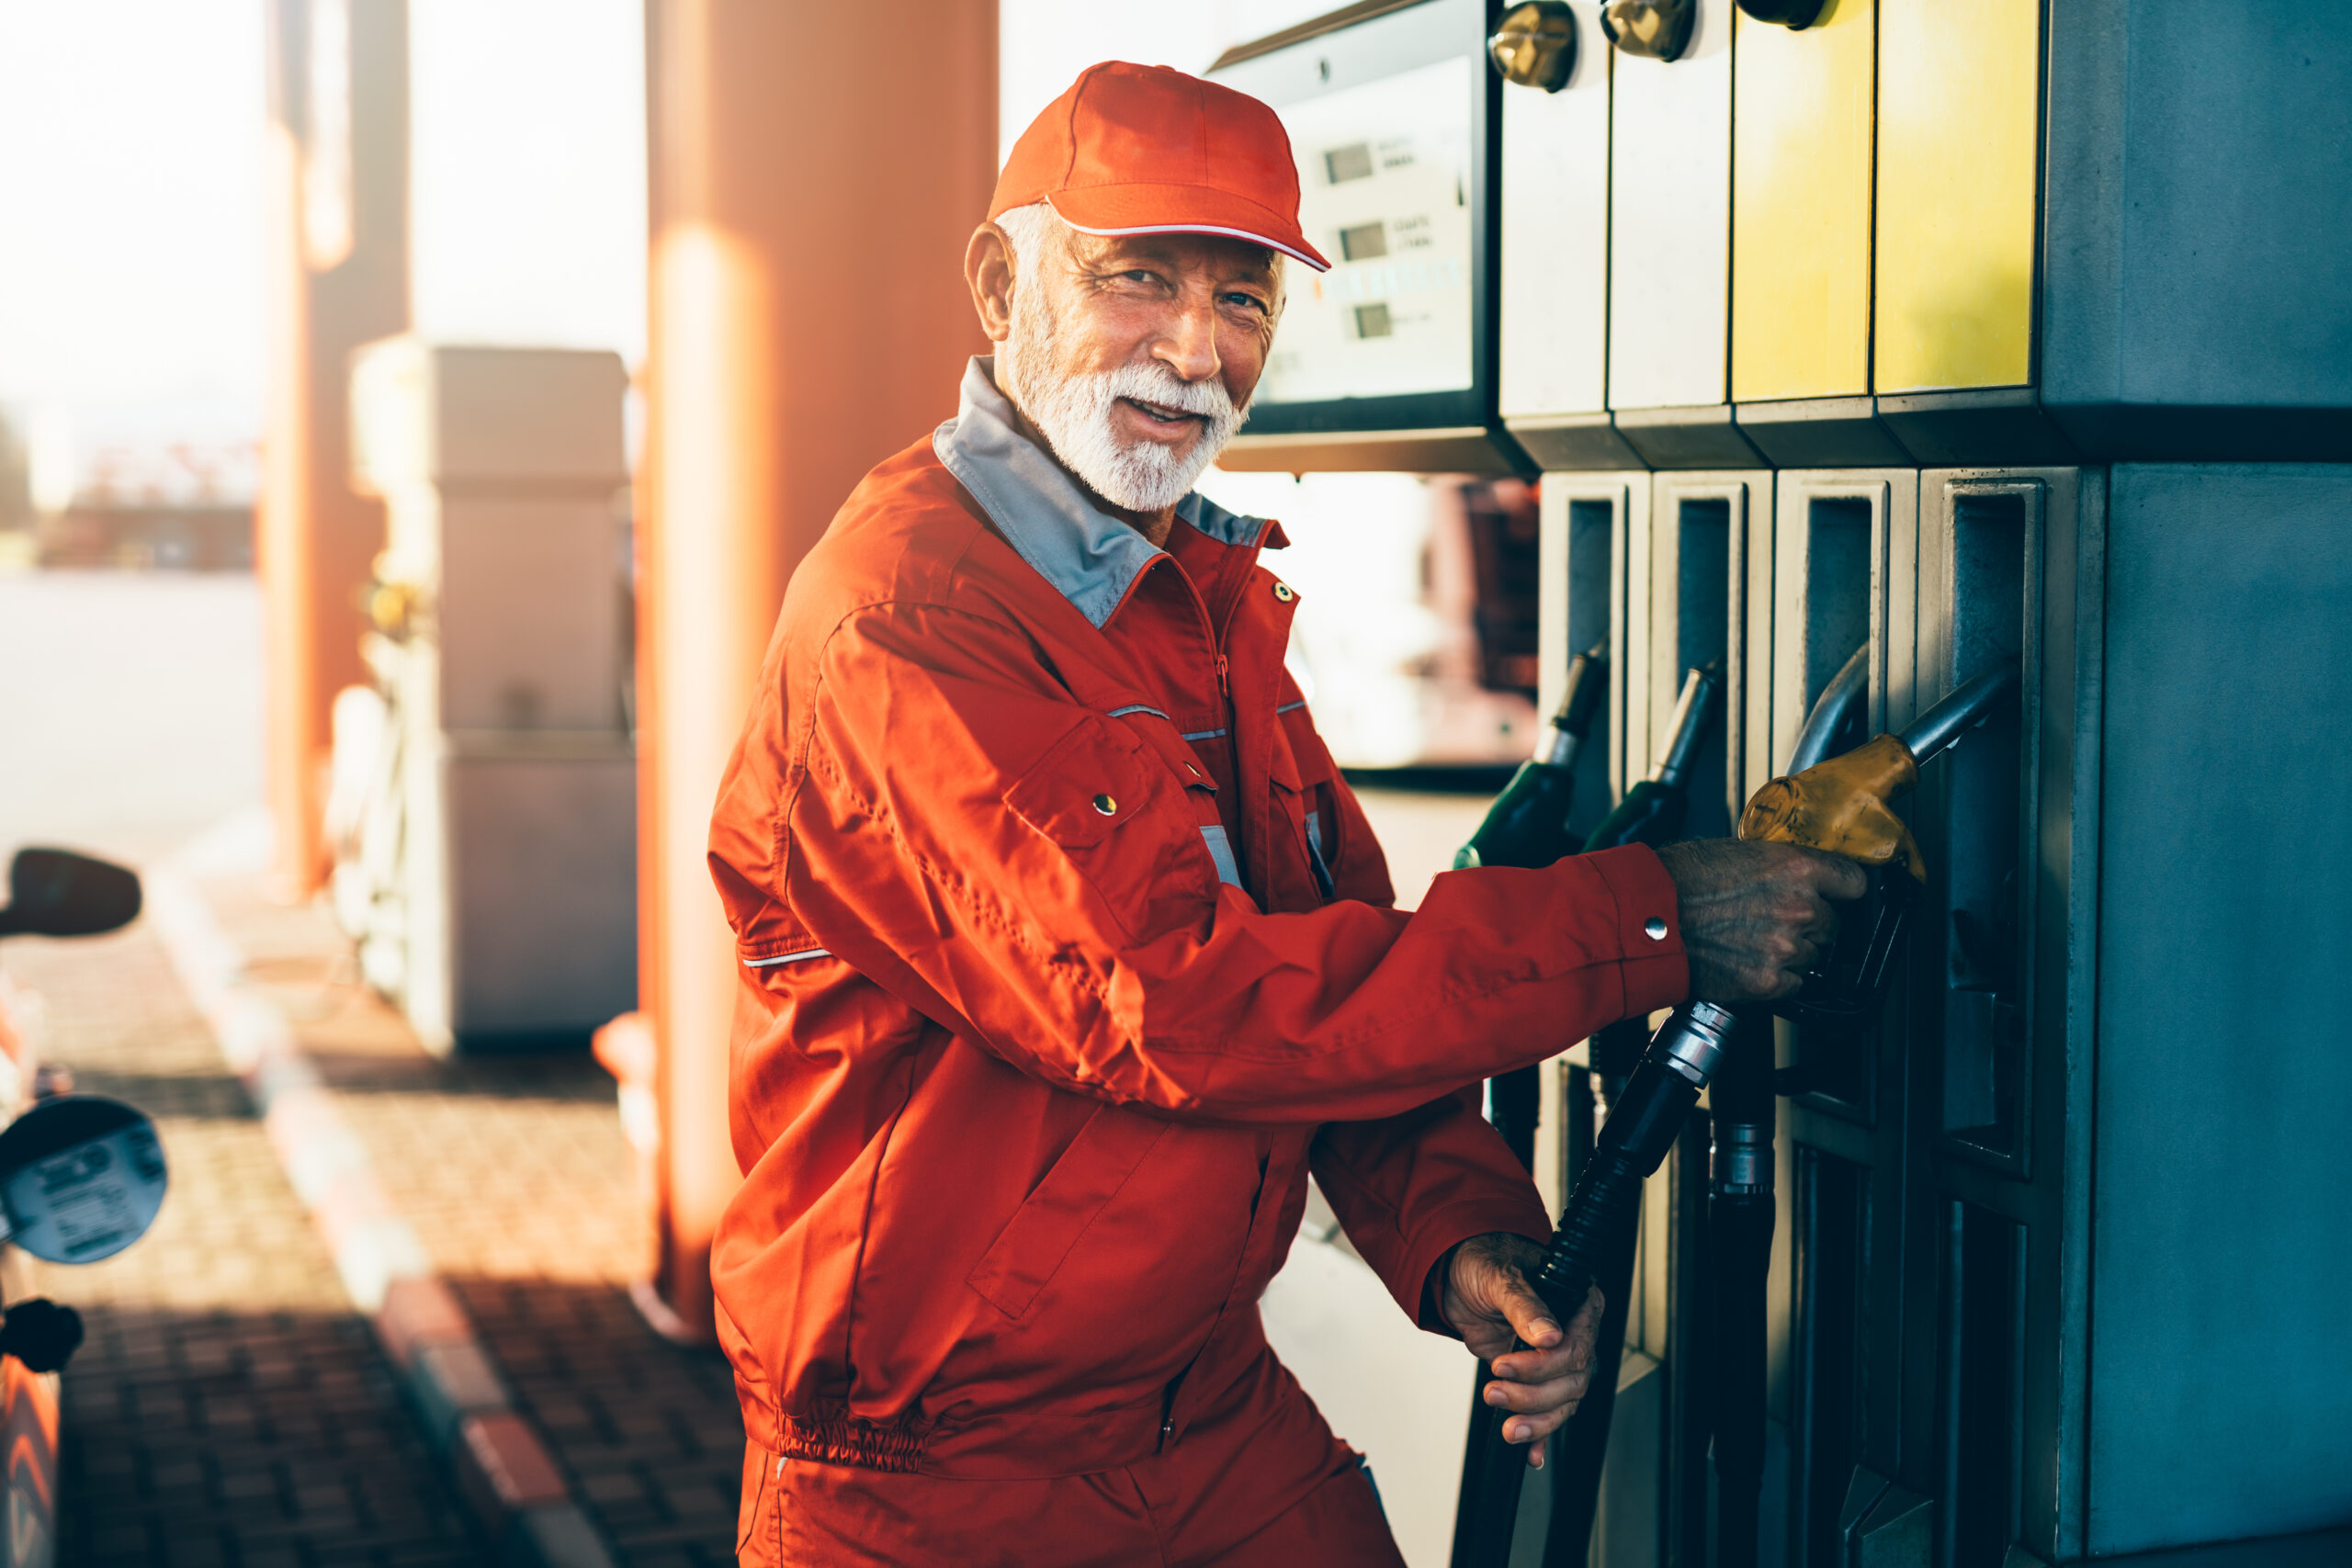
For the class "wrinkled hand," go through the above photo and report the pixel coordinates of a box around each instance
[1442,1233,1604,1469]
[1653,839,1868,1004]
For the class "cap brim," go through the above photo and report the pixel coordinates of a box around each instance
[1047,186,1330,272]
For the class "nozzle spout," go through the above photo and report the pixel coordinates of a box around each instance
[1540,640,1611,767]
[1788,644,1870,774]
[1896,659,2022,767]
[1654,662,1721,789]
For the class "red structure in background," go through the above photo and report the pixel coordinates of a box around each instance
[259,0,410,899]
[632,1,998,1341]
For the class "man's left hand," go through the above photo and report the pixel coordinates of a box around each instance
[1441,1233,1604,1469]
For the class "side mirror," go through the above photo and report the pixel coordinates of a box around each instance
[0,1095,168,1264]
[0,848,142,938]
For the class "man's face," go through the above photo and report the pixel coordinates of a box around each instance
[1036,229,1281,462]
[978,217,1283,514]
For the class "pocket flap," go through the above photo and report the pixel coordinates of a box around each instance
[1005,721,1161,852]
[967,1104,1171,1319]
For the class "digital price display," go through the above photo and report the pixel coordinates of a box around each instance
[1260,54,1476,406]
[1210,0,1503,463]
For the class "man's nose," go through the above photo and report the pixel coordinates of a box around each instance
[1152,295,1222,383]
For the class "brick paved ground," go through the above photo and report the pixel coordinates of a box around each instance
[2,570,738,1562]
[4,922,486,1566]
[191,869,747,1566]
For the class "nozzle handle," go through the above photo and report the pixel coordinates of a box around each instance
[1896,659,2022,767]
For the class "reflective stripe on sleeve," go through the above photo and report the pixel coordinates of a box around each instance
[744,948,831,968]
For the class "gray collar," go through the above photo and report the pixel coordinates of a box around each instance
[933,357,1265,629]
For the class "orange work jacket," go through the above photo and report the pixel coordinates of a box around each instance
[705,359,1689,1482]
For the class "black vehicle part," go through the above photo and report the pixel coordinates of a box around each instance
[0,1298,85,1374]
[0,847,142,938]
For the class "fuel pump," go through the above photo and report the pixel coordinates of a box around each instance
[1457,659,2024,1568]
[1446,661,1720,1568]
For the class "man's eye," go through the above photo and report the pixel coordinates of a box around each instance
[1224,293,1268,314]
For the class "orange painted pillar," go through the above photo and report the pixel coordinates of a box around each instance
[260,0,410,898]
[636,1,997,1341]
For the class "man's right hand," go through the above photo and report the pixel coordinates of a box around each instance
[1652,840,1869,1004]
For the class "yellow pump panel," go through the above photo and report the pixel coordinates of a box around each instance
[1873,0,2039,391]
[1729,0,1877,404]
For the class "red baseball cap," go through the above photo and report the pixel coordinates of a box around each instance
[992,62,1332,272]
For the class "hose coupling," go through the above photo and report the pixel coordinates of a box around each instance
[1650,1001,1737,1087]
[1712,1120,1772,1196]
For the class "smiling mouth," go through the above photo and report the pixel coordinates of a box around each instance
[1119,396,1205,429]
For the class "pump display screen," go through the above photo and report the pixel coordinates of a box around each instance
[1209,0,1489,434]
[1259,55,1476,405]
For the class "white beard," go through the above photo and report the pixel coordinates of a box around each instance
[997,280,1250,513]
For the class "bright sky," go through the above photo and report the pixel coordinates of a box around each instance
[0,0,1330,444]
[0,0,266,416]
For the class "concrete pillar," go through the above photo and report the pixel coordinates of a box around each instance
[636,0,996,1340]
[260,0,411,897]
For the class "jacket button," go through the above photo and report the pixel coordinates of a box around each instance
[1092,794,1118,816]
[1272,581,1295,602]
[1644,917,1668,941]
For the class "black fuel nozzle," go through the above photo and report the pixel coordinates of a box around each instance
[1538,639,1611,770]
[1453,1003,1738,1568]
[1579,660,1720,854]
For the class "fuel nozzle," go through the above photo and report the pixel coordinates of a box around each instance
[1738,658,2024,1022]
[1455,642,1612,876]
[1458,1002,1736,1566]
[1654,661,1720,790]
[1578,660,1719,855]
[1538,640,1611,769]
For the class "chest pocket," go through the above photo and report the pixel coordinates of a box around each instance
[1004,719,1219,941]
[1266,718,1341,912]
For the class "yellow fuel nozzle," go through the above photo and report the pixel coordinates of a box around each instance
[1738,733,1927,880]
[1736,660,2023,880]
[1734,660,2019,1024]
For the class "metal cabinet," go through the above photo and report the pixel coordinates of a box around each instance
[342,340,637,1052]
[1499,1,1636,470]
[1607,2,1747,467]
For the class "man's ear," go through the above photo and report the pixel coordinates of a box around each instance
[965,223,1016,344]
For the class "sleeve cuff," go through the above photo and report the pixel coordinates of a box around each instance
[1579,843,1690,1021]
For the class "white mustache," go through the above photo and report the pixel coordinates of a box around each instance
[1098,362,1246,429]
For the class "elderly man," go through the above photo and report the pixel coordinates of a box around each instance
[709,62,1858,1565]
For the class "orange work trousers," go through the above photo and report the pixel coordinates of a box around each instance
[734,1348,1407,1567]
